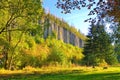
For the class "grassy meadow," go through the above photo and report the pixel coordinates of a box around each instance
[0,66,120,80]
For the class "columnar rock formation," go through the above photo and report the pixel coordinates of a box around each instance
[43,14,85,48]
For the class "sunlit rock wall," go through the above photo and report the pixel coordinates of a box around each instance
[43,16,84,48]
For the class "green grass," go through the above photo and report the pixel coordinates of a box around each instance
[0,67,120,80]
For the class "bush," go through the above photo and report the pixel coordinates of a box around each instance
[105,54,118,65]
[47,45,67,66]
[15,38,84,69]
[19,53,41,69]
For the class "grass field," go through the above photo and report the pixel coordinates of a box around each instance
[0,66,120,80]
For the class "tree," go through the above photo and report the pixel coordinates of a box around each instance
[111,24,120,62]
[0,0,43,69]
[107,0,120,22]
[83,23,117,66]
[47,44,66,66]
[56,0,120,22]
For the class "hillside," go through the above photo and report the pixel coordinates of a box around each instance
[41,13,86,48]
[0,11,86,69]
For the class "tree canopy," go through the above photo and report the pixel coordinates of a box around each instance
[56,0,120,23]
[0,0,43,69]
[83,23,118,66]
[0,0,43,34]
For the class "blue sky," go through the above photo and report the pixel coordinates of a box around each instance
[42,0,96,35]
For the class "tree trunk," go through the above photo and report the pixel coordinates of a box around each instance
[3,23,11,70]
[3,50,8,69]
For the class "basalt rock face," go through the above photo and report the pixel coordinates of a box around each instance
[43,14,85,48]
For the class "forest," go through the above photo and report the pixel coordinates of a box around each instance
[0,0,120,79]
[0,0,86,70]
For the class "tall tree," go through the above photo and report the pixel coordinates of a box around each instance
[0,0,43,69]
[111,24,120,62]
[83,23,117,66]
[56,0,120,23]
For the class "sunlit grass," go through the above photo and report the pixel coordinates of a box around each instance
[0,66,120,80]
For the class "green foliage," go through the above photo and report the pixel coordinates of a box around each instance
[20,54,37,68]
[13,38,84,69]
[105,54,118,65]
[0,0,85,69]
[25,37,36,49]
[111,24,120,64]
[83,24,117,66]
[111,24,120,62]
[0,38,10,49]
[34,37,44,44]
[0,0,43,69]
[46,39,84,66]
[47,45,66,65]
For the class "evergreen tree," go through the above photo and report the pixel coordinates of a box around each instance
[83,23,117,66]
[114,24,120,54]
[111,24,120,62]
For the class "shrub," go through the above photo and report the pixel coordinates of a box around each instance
[47,45,67,66]
[105,54,118,65]
[21,54,35,67]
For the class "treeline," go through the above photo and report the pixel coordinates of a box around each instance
[0,33,84,69]
[0,0,120,70]
[18,37,84,69]
[83,23,119,67]
[0,0,85,70]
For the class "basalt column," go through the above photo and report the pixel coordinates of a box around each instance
[58,26,63,41]
[63,28,69,43]
[69,32,75,45]
[79,39,84,48]
[53,23,58,39]
[44,27,49,39]
[74,36,80,47]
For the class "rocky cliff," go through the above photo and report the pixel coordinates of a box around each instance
[42,13,85,48]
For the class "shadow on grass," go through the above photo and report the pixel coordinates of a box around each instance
[0,70,120,80]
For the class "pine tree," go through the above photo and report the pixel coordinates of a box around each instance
[112,24,120,62]
[83,23,117,66]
